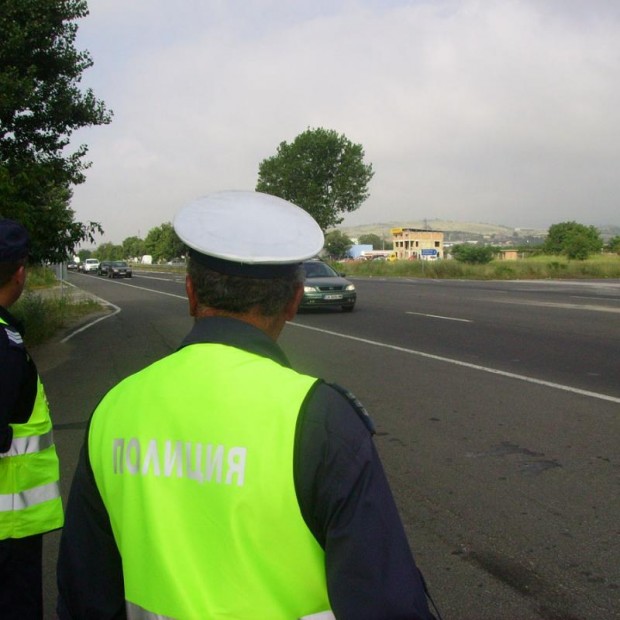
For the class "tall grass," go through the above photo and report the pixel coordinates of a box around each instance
[10,266,103,346]
[335,254,620,280]
[12,293,102,346]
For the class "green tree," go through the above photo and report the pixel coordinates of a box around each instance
[256,127,374,230]
[606,235,620,254]
[94,242,122,261]
[543,222,602,259]
[0,0,112,262]
[122,236,146,260]
[324,230,353,260]
[451,244,496,264]
[77,248,92,261]
[144,223,185,263]
[358,233,383,249]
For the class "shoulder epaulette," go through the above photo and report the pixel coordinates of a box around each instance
[1,324,24,347]
[326,382,376,435]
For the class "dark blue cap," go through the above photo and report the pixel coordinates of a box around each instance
[0,219,30,262]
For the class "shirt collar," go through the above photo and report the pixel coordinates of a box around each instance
[178,316,292,369]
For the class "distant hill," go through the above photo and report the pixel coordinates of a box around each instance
[336,219,547,243]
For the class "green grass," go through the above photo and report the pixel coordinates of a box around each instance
[11,266,103,346]
[13,292,102,346]
[335,254,620,280]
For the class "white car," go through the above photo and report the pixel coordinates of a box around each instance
[82,258,100,273]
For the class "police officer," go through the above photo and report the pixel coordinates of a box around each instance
[0,219,64,618]
[57,191,436,619]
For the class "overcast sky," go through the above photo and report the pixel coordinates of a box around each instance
[70,0,620,244]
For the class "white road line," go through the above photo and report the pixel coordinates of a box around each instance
[102,278,187,300]
[406,311,473,323]
[61,298,121,343]
[485,298,620,314]
[136,275,183,282]
[60,282,187,342]
[289,322,620,405]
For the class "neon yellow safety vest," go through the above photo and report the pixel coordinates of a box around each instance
[0,317,64,539]
[89,342,332,620]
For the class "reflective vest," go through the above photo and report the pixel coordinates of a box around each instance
[89,342,332,620]
[0,317,64,539]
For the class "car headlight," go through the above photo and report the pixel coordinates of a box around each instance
[304,286,319,293]
[345,284,355,291]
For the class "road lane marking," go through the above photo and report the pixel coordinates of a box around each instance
[135,274,185,282]
[100,279,188,300]
[59,282,187,342]
[62,281,618,404]
[289,322,620,404]
[406,311,473,323]
[484,298,620,314]
[61,298,121,343]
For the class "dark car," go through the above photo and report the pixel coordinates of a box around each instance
[299,259,356,312]
[108,260,132,278]
[67,261,78,271]
[98,261,113,276]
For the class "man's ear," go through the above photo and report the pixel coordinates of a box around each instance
[15,265,26,287]
[283,284,304,322]
[185,274,198,317]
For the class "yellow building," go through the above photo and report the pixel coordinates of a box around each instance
[498,249,519,261]
[391,228,444,260]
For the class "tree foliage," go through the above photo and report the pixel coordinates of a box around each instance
[451,244,497,264]
[357,233,383,249]
[256,127,374,231]
[542,221,602,260]
[324,230,353,260]
[122,236,146,260]
[0,0,112,262]
[144,223,185,263]
[94,242,123,261]
[607,235,620,254]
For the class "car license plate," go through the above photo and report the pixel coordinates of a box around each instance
[324,294,343,300]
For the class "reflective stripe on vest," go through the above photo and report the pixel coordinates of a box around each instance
[126,601,335,620]
[0,480,60,511]
[0,317,64,539]
[0,429,55,458]
[90,342,331,619]
[126,601,174,620]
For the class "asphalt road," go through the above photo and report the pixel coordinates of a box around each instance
[35,270,620,619]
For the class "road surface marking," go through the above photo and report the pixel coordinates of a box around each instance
[406,311,473,323]
[290,322,620,405]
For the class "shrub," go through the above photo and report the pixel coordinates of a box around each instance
[451,244,497,264]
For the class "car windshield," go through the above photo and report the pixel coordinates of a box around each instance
[303,262,338,278]
[113,261,127,267]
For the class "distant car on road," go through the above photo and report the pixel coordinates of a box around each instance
[299,259,356,312]
[108,260,132,278]
[82,258,100,274]
[98,261,113,276]
[66,261,78,270]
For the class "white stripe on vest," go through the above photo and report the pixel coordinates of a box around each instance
[0,481,60,512]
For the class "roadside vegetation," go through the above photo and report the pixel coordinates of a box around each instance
[13,266,103,346]
[335,254,620,280]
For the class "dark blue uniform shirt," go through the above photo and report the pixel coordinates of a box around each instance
[0,306,37,453]
[57,316,434,619]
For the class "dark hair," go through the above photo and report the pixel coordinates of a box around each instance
[0,259,26,288]
[187,256,303,316]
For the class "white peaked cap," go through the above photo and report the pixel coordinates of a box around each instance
[174,191,324,274]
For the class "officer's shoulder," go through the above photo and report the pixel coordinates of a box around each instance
[321,381,376,435]
[0,323,24,350]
